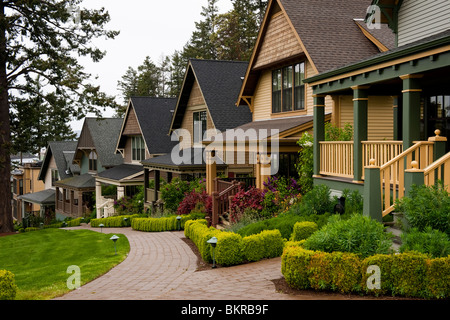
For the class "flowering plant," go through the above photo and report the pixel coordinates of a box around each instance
[229,187,264,223]
[177,189,212,215]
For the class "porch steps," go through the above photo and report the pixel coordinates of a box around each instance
[385,224,403,252]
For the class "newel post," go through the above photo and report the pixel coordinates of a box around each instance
[404,161,425,196]
[211,191,219,228]
[363,159,382,223]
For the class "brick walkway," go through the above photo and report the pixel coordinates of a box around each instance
[55,226,294,300]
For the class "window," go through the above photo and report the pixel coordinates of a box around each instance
[132,136,146,161]
[193,111,207,144]
[51,169,59,186]
[89,151,97,172]
[272,62,305,113]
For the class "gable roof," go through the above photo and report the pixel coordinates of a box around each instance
[237,0,394,106]
[170,59,253,134]
[74,118,124,168]
[38,141,80,181]
[117,97,177,155]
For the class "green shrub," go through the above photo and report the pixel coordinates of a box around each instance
[291,185,335,216]
[65,217,83,227]
[0,270,18,300]
[131,213,205,232]
[184,220,221,262]
[303,214,393,258]
[242,230,284,262]
[91,214,140,228]
[215,232,244,266]
[24,227,39,232]
[282,246,450,298]
[400,227,450,258]
[291,221,318,241]
[394,183,450,235]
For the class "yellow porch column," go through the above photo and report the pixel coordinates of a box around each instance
[206,150,217,194]
[256,153,271,190]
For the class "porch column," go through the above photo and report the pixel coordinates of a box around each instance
[78,191,83,216]
[55,187,59,211]
[69,190,74,216]
[117,186,125,199]
[95,181,102,218]
[400,74,423,148]
[154,170,160,202]
[144,168,149,204]
[352,86,370,182]
[313,95,326,177]
[206,150,217,194]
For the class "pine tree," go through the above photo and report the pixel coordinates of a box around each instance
[0,0,118,233]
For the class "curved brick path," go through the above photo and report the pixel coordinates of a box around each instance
[55,226,294,300]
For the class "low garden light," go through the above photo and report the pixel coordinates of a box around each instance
[123,217,128,227]
[207,236,218,268]
[99,223,104,233]
[110,235,119,255]
[176,216,182,231]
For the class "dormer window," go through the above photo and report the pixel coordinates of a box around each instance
[89,151,97,172]
[272,61,305,114]
[193,111,207,144]
[132,136,145,161]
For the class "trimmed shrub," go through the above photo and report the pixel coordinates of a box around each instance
[242,230,284,262]
[184,220,221,262]
[91,214,140,228]
[177,190,211,215]
[131,214,205,233]
[215,232,244,266]
[0,270,18,300]
[400,227,450,258]
[282,245,450,299]
[291,221,318,241]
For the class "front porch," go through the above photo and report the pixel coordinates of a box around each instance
[54,174,95,219]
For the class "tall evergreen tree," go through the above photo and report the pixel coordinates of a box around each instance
[0,0,118,233]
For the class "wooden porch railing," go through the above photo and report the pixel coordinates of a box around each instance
[424,152,450,192]
[211,180,244,227]
[379,141,434,216]
[362,141,403,170]
[319,141,354,178]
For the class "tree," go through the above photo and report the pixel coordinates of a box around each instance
[0,0,119,233]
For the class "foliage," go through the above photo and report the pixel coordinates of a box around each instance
[177,190,212,215]
[282,246,450,298]
[291,221,319,242]
[400,227,450,258]
[0,270,18,300]
[241,230,284,262]
[325,122,353,141]
[340,189,364,214]
[91,214,141,228]
[160,178,206,213]
[295,132,314,194]
[303,214,393,258]
[262,176,302,216]
[0,229,129,300]
[131,213,205,233]
[394,183,450,235]
[290,184,336,216]
[113,187,145,215]
[229,187,265,223]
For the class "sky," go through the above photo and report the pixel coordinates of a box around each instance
[70,0,234,132]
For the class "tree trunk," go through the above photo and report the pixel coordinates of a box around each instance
[0,1,14,233]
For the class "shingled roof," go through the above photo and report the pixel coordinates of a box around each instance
[170,59,253,134]
[279,0,385,73]
[122,97,178,155]
[38,141,80,182]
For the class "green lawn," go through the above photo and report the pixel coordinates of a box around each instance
[0,228,130,300]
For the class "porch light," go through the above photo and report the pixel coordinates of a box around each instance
[207,237,218,268]
[99,223,104,233]
[110,235,119,255]
[176,216,182,231]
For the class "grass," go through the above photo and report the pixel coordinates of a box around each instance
[0,228,130,300]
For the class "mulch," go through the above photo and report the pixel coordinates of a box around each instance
[0,232,18,238]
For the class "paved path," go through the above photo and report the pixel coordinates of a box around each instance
[55,226,293,300]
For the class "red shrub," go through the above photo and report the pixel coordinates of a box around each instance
[177,190,212,215]
[229,187,264,223]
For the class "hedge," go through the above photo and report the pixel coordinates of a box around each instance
[131,214,204,233]
[91,215,140,228]
[184,220,285,266]
[291,221,318,241]
[282,245,450,299]
[0,270,18,300]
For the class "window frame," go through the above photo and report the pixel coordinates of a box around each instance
[131,136,146,162]
[272,61,306,114]
[193,110,207,144]
[89,151,98,172]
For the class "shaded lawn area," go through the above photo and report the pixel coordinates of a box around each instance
[0,228,130,300]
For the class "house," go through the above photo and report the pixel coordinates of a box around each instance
[303,0,450,220]
[141,59,253,210]
[54,118,123,219]
[16,141,81,222]
[94,97,177,217]
[204,0,395,194]
[11,161,45,222]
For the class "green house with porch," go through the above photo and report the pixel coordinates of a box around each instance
[304,0,450,221]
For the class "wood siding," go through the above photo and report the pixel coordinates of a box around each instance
[338,95,394,141]
[398,0,450,47]
[77,125,94,149]
[253,11,304,70]
[123,106,141,136]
